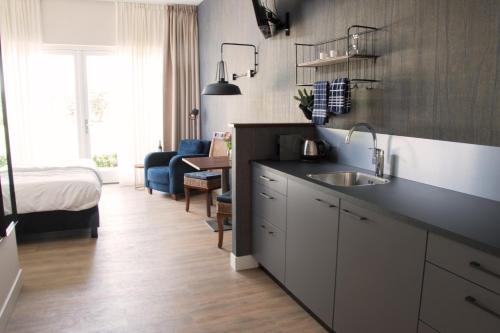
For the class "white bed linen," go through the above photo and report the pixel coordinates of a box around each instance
[2,161,103,215]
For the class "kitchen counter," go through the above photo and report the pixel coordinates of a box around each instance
[255,160,500,257]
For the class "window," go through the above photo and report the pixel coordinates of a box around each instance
[39,47,119,181]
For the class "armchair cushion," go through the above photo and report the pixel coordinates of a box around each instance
[147,166,170,185]
[217,191,232,204]
[169,153,207,194]
[178,140,203,155]
[185,171,221,180]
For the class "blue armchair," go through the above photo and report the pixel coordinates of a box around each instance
[144,139,211,199]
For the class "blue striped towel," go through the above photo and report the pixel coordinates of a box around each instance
[328,78,351,115]
[312,81,329,125]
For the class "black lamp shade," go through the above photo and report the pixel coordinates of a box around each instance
[202,80,241,95]
[202,59,242,95]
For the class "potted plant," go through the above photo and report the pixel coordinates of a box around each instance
[294,88,314,120]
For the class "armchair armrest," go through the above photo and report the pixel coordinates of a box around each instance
[144,151,178,188]
[144,151,177,169]
[169,153,208,194]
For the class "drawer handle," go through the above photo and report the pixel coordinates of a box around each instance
[315,198,337,208]
[470,261,500,280]
[465,296,500,320]
[259,175,275,182]
[259,192,274,200]
[341,209,367,221]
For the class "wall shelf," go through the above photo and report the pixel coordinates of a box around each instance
[297,54,378,68]
[295,25,379,87]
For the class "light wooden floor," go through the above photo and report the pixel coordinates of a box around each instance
[6,185,325,333]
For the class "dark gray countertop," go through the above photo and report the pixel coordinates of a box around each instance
[255,160,500,258]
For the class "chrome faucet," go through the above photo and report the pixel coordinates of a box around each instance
[345,123,384,177]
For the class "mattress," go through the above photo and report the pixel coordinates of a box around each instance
[2,161,103,215]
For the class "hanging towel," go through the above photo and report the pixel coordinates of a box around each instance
[328,78,351,115]
[312,81,329,125]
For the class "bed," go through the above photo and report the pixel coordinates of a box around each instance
[3,161,103,239]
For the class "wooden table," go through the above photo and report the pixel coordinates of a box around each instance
[182,156,232,193]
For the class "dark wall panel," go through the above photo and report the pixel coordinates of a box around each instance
[198,0,500,147]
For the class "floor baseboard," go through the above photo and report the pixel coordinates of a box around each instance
[0,269,23,332]
[230,253,258,271]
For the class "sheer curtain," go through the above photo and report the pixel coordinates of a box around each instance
[115,2,164,184]
[0,0,42,165]
[163,5,199,151]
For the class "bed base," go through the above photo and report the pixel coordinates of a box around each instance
[15,206,100,241]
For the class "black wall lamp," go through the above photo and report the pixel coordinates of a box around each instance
[202,43,258,95]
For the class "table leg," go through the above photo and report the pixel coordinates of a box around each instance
[221,169,230,193]
[134,166,145,190]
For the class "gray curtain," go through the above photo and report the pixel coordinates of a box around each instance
[163,5,200,151]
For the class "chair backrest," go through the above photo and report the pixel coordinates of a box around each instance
[209,132,230,157]
[178,139,204,155]
[200,140,211,155]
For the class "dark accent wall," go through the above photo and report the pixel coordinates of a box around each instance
[198,0,500,146]
[231,124,315,257]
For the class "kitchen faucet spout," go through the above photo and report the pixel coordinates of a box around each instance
[345,123,384,177]
[345,123,377,149]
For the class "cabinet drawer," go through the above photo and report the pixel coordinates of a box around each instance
[420,263,500,333]
[427,233,500,294]
[253,182,286,231]
[418,321,439,333]
[252,219,285,283]
[253,165,287,195]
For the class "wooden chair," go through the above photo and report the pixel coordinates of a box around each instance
[216,191,232,248]
[184,132,229,217]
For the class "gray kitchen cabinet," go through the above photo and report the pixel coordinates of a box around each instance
[252,217,286,282]
[420,263,500,333]
[333,200,427,333]
[251,165,287,283]
[421,233,500,333]
[426,233,500,295]
[252,164,287,195]
[253,182,287,231]
[285,179,340,328]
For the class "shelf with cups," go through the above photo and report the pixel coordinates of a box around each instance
[295,25,379,88]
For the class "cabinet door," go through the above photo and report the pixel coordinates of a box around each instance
[334,201,427,333]
[252,217,265,265]
[253,218,286,283]
[285,179,339,327]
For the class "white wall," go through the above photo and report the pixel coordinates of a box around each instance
[318,127,500,202]
[41,0,116,45]
[40,0,202,46]
[0,229,22,331]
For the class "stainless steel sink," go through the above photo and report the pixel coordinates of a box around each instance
[307,171,390,187]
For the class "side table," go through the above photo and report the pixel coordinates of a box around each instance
[134,163,145,190]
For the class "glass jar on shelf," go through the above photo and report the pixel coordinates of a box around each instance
[349,34,360,55]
